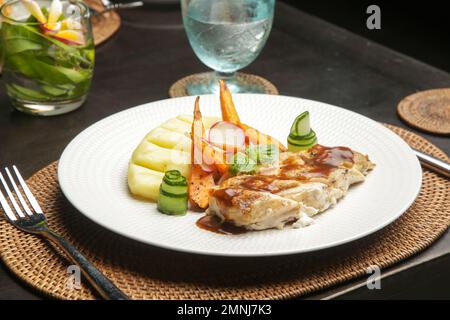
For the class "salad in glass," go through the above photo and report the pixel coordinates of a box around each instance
[0,0,94,115]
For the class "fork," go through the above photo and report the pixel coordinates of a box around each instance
[90,1,144,17]
[0,166,129,300]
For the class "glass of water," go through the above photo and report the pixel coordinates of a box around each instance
[181,0,275,94]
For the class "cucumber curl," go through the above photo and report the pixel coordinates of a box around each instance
[288,111,318,151]
[157,170,188,215]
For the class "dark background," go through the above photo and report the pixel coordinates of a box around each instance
[282,0,450,73]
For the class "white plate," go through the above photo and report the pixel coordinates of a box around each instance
[58,94,422,257]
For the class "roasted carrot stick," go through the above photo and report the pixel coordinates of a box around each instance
[192,96,229,174]
[219,80,241,124]
[189,164,214,209]
[203,143,228,174]
[219,80,287,152]
[239,123,287,151]
[189,97,215,209]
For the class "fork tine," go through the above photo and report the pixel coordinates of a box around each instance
[0,178,17,221]
[12,165,43,214]
[0,171,25,218]
[5,168,33,216]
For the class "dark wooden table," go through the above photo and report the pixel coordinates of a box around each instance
[0,2,449,299]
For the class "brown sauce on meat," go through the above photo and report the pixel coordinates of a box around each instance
[196,215,247,235]
[281,145,354,178]
[211,145,354,208]
[212,188,242,207]
[241,175,280,193]
[308,145,354,167]
[200,145,355,234]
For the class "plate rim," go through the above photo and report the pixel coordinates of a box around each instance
[58,94,422,257]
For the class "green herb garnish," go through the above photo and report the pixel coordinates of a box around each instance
[246,144,279,164]
[229,153,257,175]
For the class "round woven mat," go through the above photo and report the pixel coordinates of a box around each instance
[169,72,279,97]
[86,0,121,46]
[397,88,450,135]
[0,125,449,300]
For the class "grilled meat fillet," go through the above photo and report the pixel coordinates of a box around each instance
[207,145,374,231]
[208,189,301,230]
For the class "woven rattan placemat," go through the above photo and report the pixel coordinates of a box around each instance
[87,0,121,46]
[0,125,449,299]
[169,72,279,97]
[397,88,450,135]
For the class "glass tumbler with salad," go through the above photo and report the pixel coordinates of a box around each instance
[0,0,94,116]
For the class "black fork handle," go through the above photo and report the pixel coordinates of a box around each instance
[42,228,129,300]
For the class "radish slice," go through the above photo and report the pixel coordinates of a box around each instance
[208,121,245,152]
[223,149,235,165]
[200,162,215,173]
